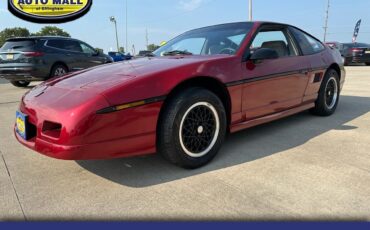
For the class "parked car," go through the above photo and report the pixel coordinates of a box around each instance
[0,36,113,87]
[342,42,370,66]
[108,52,132,62]
[15,22,345,169]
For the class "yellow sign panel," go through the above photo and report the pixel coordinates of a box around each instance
[9,0,92,23]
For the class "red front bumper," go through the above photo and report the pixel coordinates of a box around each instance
[14,128,157,160]
[15,98,163,160]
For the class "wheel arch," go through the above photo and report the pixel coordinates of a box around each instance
[157,76,232,131]
[50,61,69,77]
[328,63,341,81]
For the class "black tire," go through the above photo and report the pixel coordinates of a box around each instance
[158,87,227,169]
[10,80,30,88]
[50,64,68,78]
[310,69,340,116]
[366,63,370,66]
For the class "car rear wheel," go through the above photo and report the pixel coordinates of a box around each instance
[310,69,340,116]
[51,64,68,78]
[158,87,227,169]
[10,80,30,88]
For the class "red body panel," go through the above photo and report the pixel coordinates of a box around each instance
[15,22,346,160]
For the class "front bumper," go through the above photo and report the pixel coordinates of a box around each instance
[14,98,163,160]
[15,127,156,160]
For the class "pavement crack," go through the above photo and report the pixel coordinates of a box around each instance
[1,152,27,221]
[0,101,20,106]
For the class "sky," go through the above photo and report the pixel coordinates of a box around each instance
[0,0,370,53]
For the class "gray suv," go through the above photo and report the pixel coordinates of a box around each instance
[0,37,113,87]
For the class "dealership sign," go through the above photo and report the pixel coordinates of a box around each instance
[8,0,93,23]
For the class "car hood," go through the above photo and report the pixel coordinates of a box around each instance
[44,55,228,91]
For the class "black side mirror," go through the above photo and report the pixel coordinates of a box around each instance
[250,48,279,61]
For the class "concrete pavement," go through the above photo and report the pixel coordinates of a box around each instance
[1,67,370,220]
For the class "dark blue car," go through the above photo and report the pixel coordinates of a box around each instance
[108,52,132,62]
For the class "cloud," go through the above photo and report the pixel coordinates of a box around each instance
[179,0,208,12]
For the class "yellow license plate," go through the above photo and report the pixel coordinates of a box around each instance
[16,111,28,140]
[6,54,14,60]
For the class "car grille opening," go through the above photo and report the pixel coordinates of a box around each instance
[42,121,62,138]
[27,122,37,140]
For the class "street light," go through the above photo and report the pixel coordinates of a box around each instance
[110,16,120,52]
[249,0,252,21]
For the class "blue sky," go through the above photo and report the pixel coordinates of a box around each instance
[1,0,370,53]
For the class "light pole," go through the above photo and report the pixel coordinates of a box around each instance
[248,0,252,21]
[110,16,119,52]
[125,0,128,54]
[323,0,330,42]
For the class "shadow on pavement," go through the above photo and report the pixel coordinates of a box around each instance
[77,95,370,188]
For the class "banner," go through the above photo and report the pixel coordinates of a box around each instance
[352,19,362,43]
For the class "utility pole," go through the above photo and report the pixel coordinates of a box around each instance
[323,0,330,42]
[110,16,119,52]
[248,0,253,21]
[145,28,149,50]
[125,0,128,54]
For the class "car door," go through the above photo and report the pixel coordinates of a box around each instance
[60,39,87,71]
[240,25,311,120]
[79,42,107,68]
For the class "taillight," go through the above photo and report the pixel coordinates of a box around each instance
[350,48,363,52]
[23,51,44,57]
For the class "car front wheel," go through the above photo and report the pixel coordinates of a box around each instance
[10,80,30,88]
[158,87,227,169]
[310,69,340,116]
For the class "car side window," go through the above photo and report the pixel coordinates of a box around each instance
[63,40,83,53]
[47,40,64,49]
[250,30,298,58]
[80,42,96,55]
[290,27,325,55]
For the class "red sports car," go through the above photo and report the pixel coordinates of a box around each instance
[15,22,345,168]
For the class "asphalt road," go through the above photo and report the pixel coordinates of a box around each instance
[1,67,370,221]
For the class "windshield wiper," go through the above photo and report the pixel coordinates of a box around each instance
[162,50,193,56]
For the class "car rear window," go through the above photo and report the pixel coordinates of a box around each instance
[0,40,36,51]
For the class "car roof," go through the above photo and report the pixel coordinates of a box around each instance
[6,36,79,42]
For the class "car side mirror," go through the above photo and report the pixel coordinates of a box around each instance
[94,50,102,56]
[250,48,279,61]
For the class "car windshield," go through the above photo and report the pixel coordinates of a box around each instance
[153,22,253,56]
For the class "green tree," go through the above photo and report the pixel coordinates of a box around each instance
[33,26,70,37]
[0,27,30,47]
[147,44,160,51]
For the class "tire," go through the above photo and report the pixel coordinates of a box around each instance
[366,63,370,66]
[310,69,340,116]
[158,87,227,169]
[10,80,30,88]
[50,64,68,78]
